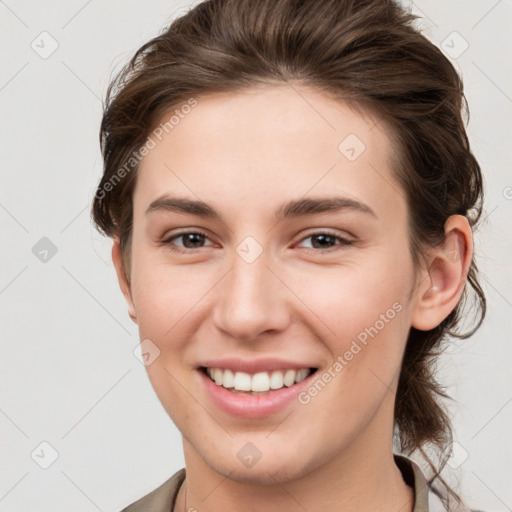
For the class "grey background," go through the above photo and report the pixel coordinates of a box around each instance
[1,1,511,511]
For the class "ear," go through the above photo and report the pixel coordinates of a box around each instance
[411,215,473,331]
[111,237,137,324]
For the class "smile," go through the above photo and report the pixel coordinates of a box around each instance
[202,366,316,394]
[198,364,319,418]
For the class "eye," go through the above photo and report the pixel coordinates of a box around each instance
[296,231,353,254]
[161,230,214,252]
[160,229,353,255]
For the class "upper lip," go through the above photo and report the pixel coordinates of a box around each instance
[197,357,318,374]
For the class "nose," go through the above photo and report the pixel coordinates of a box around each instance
[212,246,291,342]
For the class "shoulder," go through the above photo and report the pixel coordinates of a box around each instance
[119,468,186,512]
[394,453,486,512]
[428,483,487,512]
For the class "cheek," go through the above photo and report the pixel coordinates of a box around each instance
[130,255,207,339]
[130,260,204,421]
[288,253,413,400]
[292,255,412,343]
[131,243,413,351]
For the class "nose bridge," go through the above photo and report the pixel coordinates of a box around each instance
[213,240,288,341]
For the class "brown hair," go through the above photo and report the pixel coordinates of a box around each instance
[91,0,486,508]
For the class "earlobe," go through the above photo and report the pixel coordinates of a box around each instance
[111,237,138,324]
[411,215,473,331]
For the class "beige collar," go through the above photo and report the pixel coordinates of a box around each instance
[121,454,437,512]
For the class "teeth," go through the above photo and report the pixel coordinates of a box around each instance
[252,372,270,392]
[222,369,234,388]
[213,368,223,385]
[269,370,284,390]
[283,369,295,387]
[233,371,252,391]
[205,367,313,392]
[295,368,309,383]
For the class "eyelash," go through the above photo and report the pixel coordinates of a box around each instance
[160,229,353,255]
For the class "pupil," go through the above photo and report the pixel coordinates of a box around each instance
[312,234,334,249]
[184,233,204,248]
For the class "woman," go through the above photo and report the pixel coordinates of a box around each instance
[91,0,486,510]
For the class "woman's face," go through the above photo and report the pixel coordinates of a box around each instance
[123,85,421,484]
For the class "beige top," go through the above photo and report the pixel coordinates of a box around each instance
[119,454,471,512]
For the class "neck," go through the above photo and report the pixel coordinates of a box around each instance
[175,414,414,512]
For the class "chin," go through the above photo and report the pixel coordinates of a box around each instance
[201,448,318,486]
[216,464,306,486]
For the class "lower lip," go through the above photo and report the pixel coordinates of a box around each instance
[198,369,316,419]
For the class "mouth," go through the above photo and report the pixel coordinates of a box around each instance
[199,366,318,396]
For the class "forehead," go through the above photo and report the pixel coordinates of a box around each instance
[134,84,405,224]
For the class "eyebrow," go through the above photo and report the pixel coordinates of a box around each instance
[145,195,377,220]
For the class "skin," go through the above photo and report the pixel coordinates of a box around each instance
[111,84,473,512]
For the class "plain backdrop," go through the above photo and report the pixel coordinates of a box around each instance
[1,1,511,511]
